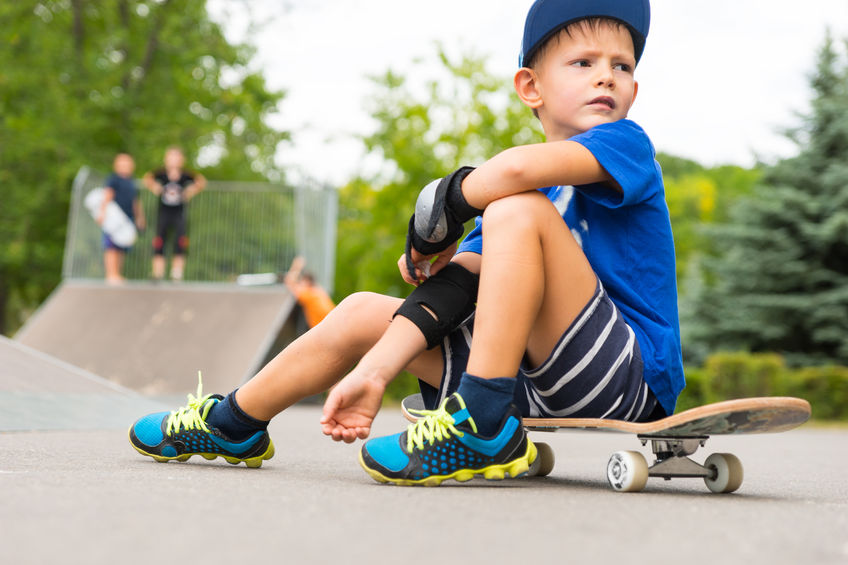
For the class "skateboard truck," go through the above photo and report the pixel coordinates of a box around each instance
[639,435,712,480]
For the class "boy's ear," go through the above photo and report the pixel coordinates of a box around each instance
[622,80,639,118]
[514,68,543,111]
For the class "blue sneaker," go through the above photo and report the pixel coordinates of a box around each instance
[128,377,274,468]
[359,393,536,486]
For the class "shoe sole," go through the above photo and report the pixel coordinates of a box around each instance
[128,429,275,468]
[360,440,538,486]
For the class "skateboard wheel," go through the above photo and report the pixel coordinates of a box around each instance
[530,442,555,477]
[607,450,648,492]
[703,453,744,493]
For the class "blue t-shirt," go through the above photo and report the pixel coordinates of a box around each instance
[105,173,137,222]
[457,119,684,415]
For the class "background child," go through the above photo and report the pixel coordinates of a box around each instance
[284,256,336,329]
[98,153,145,285]
[142,147,206,282]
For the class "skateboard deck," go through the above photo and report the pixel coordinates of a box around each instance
[401,394,811,493]
[84,187,137,248]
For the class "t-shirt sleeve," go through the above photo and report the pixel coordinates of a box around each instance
[456,216,483,255]
[570,119,660,208]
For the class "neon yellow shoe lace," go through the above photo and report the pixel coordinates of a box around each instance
[164,372,217,436]
[406,399,467,452]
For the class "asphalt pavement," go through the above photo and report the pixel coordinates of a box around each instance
[1,404,845,565]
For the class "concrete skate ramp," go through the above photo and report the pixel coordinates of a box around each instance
[15,281,297,395]
[0,336,168,431]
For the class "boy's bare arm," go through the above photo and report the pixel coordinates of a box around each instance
[462,140,614,210]
[97,187,115,224]
[283,256,305,292]
[193,173,207,191]
[323,251,481,441]
[321,315,429,442]
[402,142,608,281]
[184,173,206,201]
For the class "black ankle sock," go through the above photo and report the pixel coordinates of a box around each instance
[456,373,516,436]
[205,390,269,441]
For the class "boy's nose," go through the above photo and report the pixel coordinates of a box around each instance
[596,72,615,89]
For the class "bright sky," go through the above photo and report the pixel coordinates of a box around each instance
[209,0,848,185]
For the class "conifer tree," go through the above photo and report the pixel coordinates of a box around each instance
[684,35,848,366]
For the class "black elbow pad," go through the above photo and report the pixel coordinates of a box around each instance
[394,263,479,349]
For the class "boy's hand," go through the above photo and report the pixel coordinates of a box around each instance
[320,371,387,443]
[291,255,306,270]
[398,242,456,286]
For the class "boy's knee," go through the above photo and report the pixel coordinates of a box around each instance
[482,191,554,233]
[331,292,377,326]
[336,291,384,314]
[327,292,396,346]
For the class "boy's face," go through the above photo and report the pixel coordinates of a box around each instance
[516,20,638,140]
[113,154,135,177]
[164,149,185,169]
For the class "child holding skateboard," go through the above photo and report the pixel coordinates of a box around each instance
[142,146,206,282]
[129,0,684,486]
[99,153,145,285]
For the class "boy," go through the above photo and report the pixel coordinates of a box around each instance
[142,146,206,282]
[98,153,145,285]
[129,0,684,486]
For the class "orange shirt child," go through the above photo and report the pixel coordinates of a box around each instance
[293,284,335,328]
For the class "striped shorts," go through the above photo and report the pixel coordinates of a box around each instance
[421,281,660,422]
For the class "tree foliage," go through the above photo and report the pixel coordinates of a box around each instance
[684,36,848,366]
[659,153,760,282]
[0,1,287,334]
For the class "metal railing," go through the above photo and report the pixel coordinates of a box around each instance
[64,167,337,292]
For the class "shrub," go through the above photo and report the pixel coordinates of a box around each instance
[704,351,786,398]
[676,367,711,412]
[784,365,848,420]
[677,351,847,420]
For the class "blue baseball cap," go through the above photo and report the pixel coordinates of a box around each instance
[519,0,651,67]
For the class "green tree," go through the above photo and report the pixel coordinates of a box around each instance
[684,35,848,366]
[0,1,287,334]
[658,154,760,283]
[335,48,544,300]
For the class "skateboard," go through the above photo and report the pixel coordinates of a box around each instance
[84,187,137,248]
[401,394,811,493]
